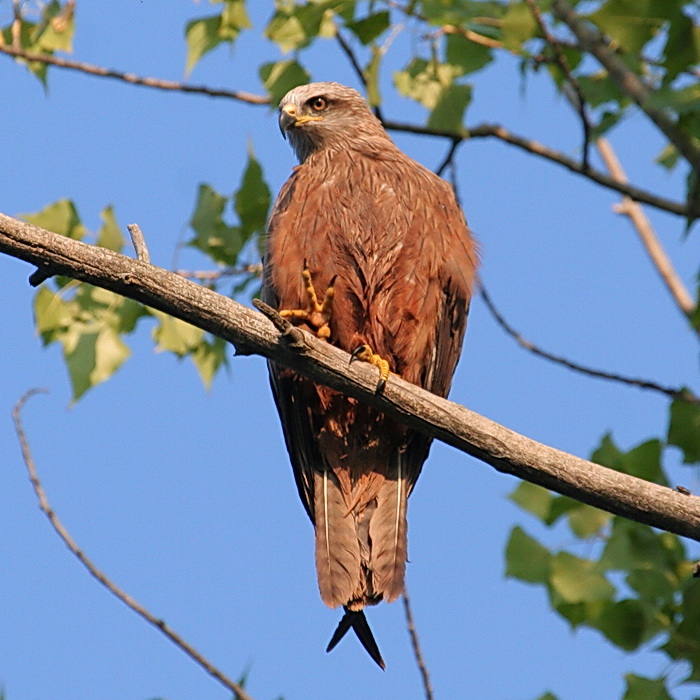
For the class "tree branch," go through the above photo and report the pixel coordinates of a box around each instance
[2,213,700,541]
[0,45,269,104]
[551,0,700,174]
[595,138,698,327]
[402,588,434,700]
[480,286,698,404]
[383,119,698,219]
[2,43,693,219]
[12,389,254,700]
[524,0,592,170]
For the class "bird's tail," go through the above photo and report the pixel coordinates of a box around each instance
[326,607,386,669]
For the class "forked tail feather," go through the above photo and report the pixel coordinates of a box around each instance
[326,608,386,670]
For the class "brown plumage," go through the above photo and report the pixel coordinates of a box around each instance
[262,82,478,667]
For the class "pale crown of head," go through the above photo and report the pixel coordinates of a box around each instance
[278,82,389,163]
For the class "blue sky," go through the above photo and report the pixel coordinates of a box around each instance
[1,2,699,699]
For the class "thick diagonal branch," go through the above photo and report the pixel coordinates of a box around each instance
[2,212,700,542]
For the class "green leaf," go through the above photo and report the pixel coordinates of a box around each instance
[500,2,537,51]
[259,60,310,105]
[22,199,87,240]
[152,312,204,357]
[220,0,252,40]
[34,285,72,344]
[567,503,611,538]
[235,147,271,239]
[346,12,390,45]
[505,526,552,584]
[364,46,382,107]
[550,552,614,603]
[445,33,493,76]
[533,694,559,700]
[591,434,667,485]
[626,567,677,603]
[509,482,553,521]
[96,205,125,252]
[65,327,130,401]
[192,336,228,389]
[594,599,648,651]
[427,83,471,133]
[622,674,672,700]
[265,14,307,53]
[588,0,667,54]
[185,16,222,75]
[33,1,75,53]
[600,518,685,573]
[189,183,245,266]
[668,398,700,464]
[662,11,700,82]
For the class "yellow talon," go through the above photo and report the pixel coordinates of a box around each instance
[350,344,391,394]
[278,264,336,341]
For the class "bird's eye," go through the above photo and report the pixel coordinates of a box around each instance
[310,96,328,112]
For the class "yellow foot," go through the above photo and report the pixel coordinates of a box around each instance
[279,263,336,341]
[350,344,390,394]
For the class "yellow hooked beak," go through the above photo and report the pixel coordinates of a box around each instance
[279,103,323,136]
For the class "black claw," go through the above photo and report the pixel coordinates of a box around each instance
[326,608,385,670]
[375,377,386,395]
[349,344,366,365]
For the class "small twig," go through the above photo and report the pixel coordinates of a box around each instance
[595,139,697,327]
[176,264,263,281]
[335,28,384,121]
[402,587,434,700]
[524,0,591,170]
[0,45,270,104]
[252,298,305,346]
[435,137,461,178]
[11,389,255,700]
[127,223,150,264]
[28,263,56,286]
[480,287,699,404]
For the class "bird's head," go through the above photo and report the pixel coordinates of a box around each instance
[278,82,388,163]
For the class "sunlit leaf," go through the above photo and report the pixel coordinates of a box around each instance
[427,83,471,133]
[509,481,553,521]
[96,205,125,252]
[445,33,493,76]
[550,552,614,603]
[593,599,648,651]
[152,311,204,357]
[588,0,666,54]
[22,199,87,240]
[260,60,310,105]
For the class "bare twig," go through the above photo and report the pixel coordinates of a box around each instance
[552,0,700,173]
[176,263,263,281]
[480,286,699,404]
[435,137,461,178]
[0,45,269,104]
[595,139,697,326]
[383,119,699,219]
[596,138,695,316]
[524,0,592,170]
[127,224,150,264]
[334,27,384,121]
[11,389,254,700]
[4,214,700,542]
[402,588,434,700]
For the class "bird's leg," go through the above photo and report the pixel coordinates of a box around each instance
[279,264,336,341]
[350,344,391,394]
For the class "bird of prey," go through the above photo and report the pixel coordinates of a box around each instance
[262,82,478,668]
